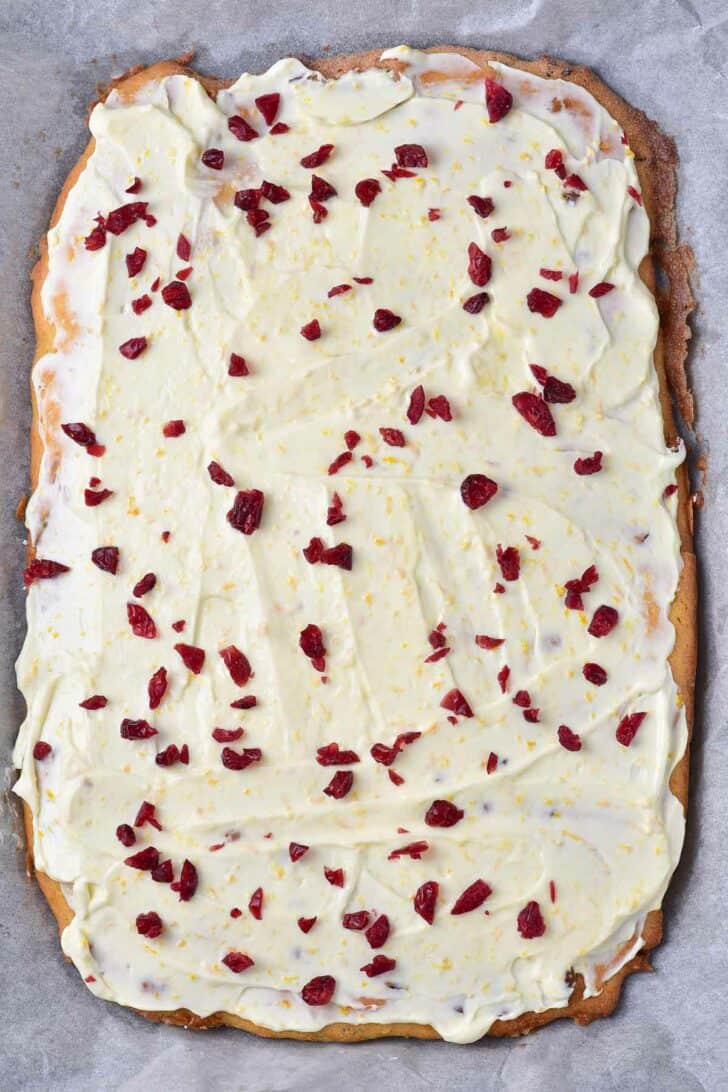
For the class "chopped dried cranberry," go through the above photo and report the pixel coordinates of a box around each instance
[365,914,390,949]
[328,283,351,298]
[127,603,157,639]
[544,148,564,171]
[234,188,261,212]
[361,954,396,977]
[588,604,619,637]
[303,536,325,564]
[174,643,205,674]
[414,880,439,924]
[428,208,441,221]
[212,726,244,743]
[317,742,360,766]
[176,234,191,261]
[322,543,353,570]
[529,366,576,404]
[512,392,556,436]
[84,220,106,250]
[475,635,503,650]
[252,93,279,127]
[324,866,344,887]
[491,227,511,243]
[539,268,563,281]
[380,427,406,447]
[301,318,321,340]
[289,842,309,862]
[124,846,159,870]
[328,450,352,476]
[116,823,136,847]
[373,308,401,332]
[343,910,370,930]
[467,194,494,218]
[323,770,353,799]
[230,695,257,710]
[228,115,259,141]
[394,143,428,168]
[91,546,119,573]
[406,385,426,425]
[155,743,185,767]
[249,887,263,919]
[178,859,198,901]
[33,740,52,760]
[628,185,642,205]
[467,242,492,287]
[568,271,579,294]
[298,916,317,933]
[207,460,235,487]
[523,707,540,723]
[558,725,582,751]
[485,77,513,123]
[133,572,156,598]
[301,144,334,168]
[497,665,510,692]
[134,800,161,830]
[227,489,264,534]
[486,751,498,774]
[440,688,474,717]
[131,294,152,315]
[526,288,562,318]
[171,620,185,633]
[222,746,262,770]
[136,911,163,938]
[388,840,428,860]
[62,421,96,447]
[583,662,607,686]
[496,544,520,582]
[425,395,452,421]
[79,694,107,710]
[163,419,185,438]
[228,353,249,376]
[517,900,546,938]
[460,474,498,509]
[270,122,289,135]
[299,623,326,666]
[589,282,615,298]
[355,178,381,207]
[513,689,531,708]
[616,711,647,747]
[327,492,346,526]
[106,202,149,235]
[425,799,464,827]
[310,174,337,201]
[301,975,335,1005]
[353,276,373,285]
[201,147,224,169]
[120,717,157,740]
[84,487,113,507]
[309,198,327,223]
[463,291,490,313]
[664,483,678,498]
[574,451,603,475]
[451,879,492,915]
[222,951,254,973]
[564,172,587,192]
[218,645,252,686]
[125,247,147,278]
[161,280,192,310]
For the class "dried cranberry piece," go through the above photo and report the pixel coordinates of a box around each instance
[491,227,510,243]
[589,282,615,298]
[328,284,351,299]
[301,975,335,1005]
[343,911,370,930]
[496,544,520,581]
[588,604,618,638]
[485,77,513,122]
[120,717,157,740]
[176,234,192,261]
[310,174,337,201]
[322,543,353,570]
[463,292,489,313]
[558,725,582,751]
[370,743,398,766]
[125,247,147,278]
[303,536,325,564]
[178,859,198,901]
[440,688,474,717]
[162,419,185,438]
[155,744,185,767]
[323,770,353,799]
[84,220,106,251]
[373,308,401,332]
[309,198,327,223]
[106,202,148,235]
[460,473,498,509]
[219,645,252,686]
[252,92,279,126]
[324,866,344,887]
[475,635,503,650]
[394,143,428,168]
[526,288,562,318]
[388,840,428,861]
[270,122,289,135]
[289,842,309,862]
[230,695,257,710]
[365,914,390,949]
[327,492,346,526]
[539,268,563,281]
[583,662,607,686]
[228,115,259,141]
[212,727,244,742]
[467,194,494,218]
[467,242,492,287]
[201,147,224,169]
[300,318,321,341]
[84,487,113,507]
[379,427,406,448]
[328,451,352,476]
[174,643,205,674]
[228,353,249,376]
[207,460,234,488]
[124,846,159,870]
[317,742,360,766]
[127,603,156,639]
[134,800,161,830]
[171,620,185,632]
[513,690,531,708]
[249,887,264,919]
[116,823,136,847]
[497,665,510,693]
[486,751,498,774]
[414,880,439,924]
[342,431,360,453]
[361,954,396,977]
[298,916,317,933]
[221,746,261,770]
[512,392,556,436]
[523,707,540,723]
[406,385,426,425]
[133,572,156,598]
[131,294,152,315]
[222,951,254,973]
[62,421,96,447]
[300,623,326,664]
[234,188,261,212]
[227,489,264,534]
[616,711,647,747]
[544,148,564,172]
[79,694,107,710]
[136,911,163,938]
[301,144,334,168]
[91,546,119,573]
[517,900,546,938]
[355,178,382,207]
[259,179,290,205]
[161,280,192,310]
[33,741,52,760]
[353,276,373,285]
[530,368,575,404]
[574,451,603,475]
[425,799,464,827]
[451,879,492,915]
[564,172,587,192]
[426,395,452,421]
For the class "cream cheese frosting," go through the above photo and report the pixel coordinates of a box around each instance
[14,46,687,1043]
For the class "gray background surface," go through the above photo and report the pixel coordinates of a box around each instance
[1,1,725,1089]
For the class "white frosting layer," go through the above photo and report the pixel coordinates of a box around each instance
[15,47,687,1043]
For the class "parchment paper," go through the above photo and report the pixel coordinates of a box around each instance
[1,1,725,1089]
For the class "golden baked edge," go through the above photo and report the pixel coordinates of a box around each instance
[22,45,697,1042]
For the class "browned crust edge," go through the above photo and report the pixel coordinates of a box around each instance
[22,45,697,1043]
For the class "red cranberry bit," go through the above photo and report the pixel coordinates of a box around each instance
[222,951,254,973]
[301,975,335,1006]
[323,770,354,799]
[491,227,511,243]
[150,276,160,292]
[569,271,579,294]
[549,880,557,903]
[460,473,498,510]
[425,395,452,421]
[588,604,619,638]
[523,708,540,723]
[120,717,157,740]
[664,483,678,498]
[228,115,259,141]
[301,143,334,168]
[497,665,510,693]
[133,572,156,598]
[343,910,371,931]
[628,185,643,205]
[255,92,280,125]
[328,450,352,476]
[324,866,344,887]
[155,744,185,767]
[84,488,113,507]
[355,178,381,207]
[497,545,520,582]
[540,268,563,281]
[271,122,289,135]
[201,147,224,169]
[106,201,149,235]
[317,742,360,766]
[136,911,163,938]
[463,292,490,313]
[558,725,582,751]
[321,543,353,570]
[414,880,439,924]
[300,318,321,341]
[373,308,402,332]
[425,799,464,827]
[207,460,235,487]
[353,276,373,285]
[134,800,162,830]
[161,280,192,310]
[171,620,185,633]
[428,208,441,221]
[407,385,426,424]
[328,283,352,298]
[178,859,198,901]
[91,546,119,573]
[544,148,565,174]
[125,247,147,278]
[327,492,346,526]
[574,451,603,475]
[124,846,159,871]
[234,188,261,211]
[228,353,249,376]
[394,143,428,168]
[486,751,498,774]
[127,603,157,639]
[388,840,429,861]
[512,392,556,437]
[583,662,607,686]
[84,218,107,250]
[380,427,406,448]
[174,643,205,674]
[310,174,337,201]
[440,688,474,718]
[564,172,587,192]
[361,954,396,978]
[248,887,263,920]
[303,536,325,564]
[530,367,576,404]
[62,421,96,448]
[467,194,494,218]
[527,287,563,318]
[299,623,326,670]
[518,900,546,939]
[365,914,390,949]
[131,294,152,315]
[467,242,492,287]
[227,489,264,534]
[475,635,503,650]
[33,740,52,760]
[230,695,257,710]
[212,727,244,742]
[221,746,262,770]
[259,180,290,205]
[116,823,136,847]
[219,645,252,686]
[230,907,242,919]
[79,694,107,710]
[176,234,192,261]
[451,879,492,915]
[289,842,309,862]
[513,689,531,708]
[589,282,615,298]
[485,77,513,123]
[163,419,185,438]
[616,711,647,747]
[298,916,317,933]
[309,198,327,224]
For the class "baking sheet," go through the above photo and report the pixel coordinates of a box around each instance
[1,0,725,1088]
